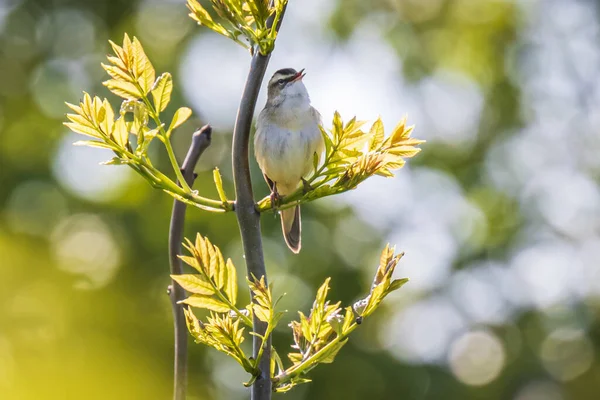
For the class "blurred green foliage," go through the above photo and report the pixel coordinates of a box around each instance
[2,1,600,400]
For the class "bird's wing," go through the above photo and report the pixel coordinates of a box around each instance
[310,106,323,126]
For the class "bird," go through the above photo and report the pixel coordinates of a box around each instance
[254,68,324,253]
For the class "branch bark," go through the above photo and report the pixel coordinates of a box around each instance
[168,125,212,400]
[231,8,286,399]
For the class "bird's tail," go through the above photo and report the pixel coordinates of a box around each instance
[281,205,301,254]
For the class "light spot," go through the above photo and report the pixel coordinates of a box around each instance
[449,330,506,386]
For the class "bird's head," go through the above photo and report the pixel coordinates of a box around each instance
[266,68,309,107]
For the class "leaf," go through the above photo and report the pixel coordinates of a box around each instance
[132,37,155,94]
[319,339,348,364]
[64,122,101,139]
[171,274,215,296]
[253,303,270,323]
[112,117,129,148]
[73,140,116,150]
[180,295,230,313]
[151,72,173,112]
[100,157,125,165]
[225,259,238,304]
[103,79,141,99]
[213,167,229,203]
[179,254,201,272]
[215,248,227,289]
[332,111,343,141]
[386,278,409,294]
[168,107,192,136]
[368,117,384,151]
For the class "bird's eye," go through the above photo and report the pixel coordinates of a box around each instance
[277,79,286,86]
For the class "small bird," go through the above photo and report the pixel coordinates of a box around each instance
[254,68,324,253]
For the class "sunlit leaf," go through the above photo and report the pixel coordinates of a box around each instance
[368,117,384,151]
[225,259,238,304]
[180,295,230,313]
[171,274,215,296]
[168,107,192,136]
[103,79,141,99]
[151,72,173,112]
[131,37,155,94]
[112,117,129,148]
[319,339,348,364]
[73,140,116,150]
[213,167,229,203]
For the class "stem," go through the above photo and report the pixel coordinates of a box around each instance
[232,51,272,399]
[231,4,287,397]
[168,125,212,400]
[135,83,193,193]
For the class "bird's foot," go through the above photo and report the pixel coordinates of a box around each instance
[270,187,282,211]
[301,178,314,194]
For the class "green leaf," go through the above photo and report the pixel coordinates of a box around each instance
[171,274,215,295]
[225,259,238,304]
[332,111,343,141]
[253,303,270,323]
[168,107,192,136]
[386,278,409,294]
[100,157,126,165]
[319,339,348,364]
[180,295,230,313]
[112,117,129,148]
[213,167,229,203]
[132,37,155,94]
[312,151,319,172]
[151,72,173,112]
[72,140,115,150]
[103,79,141,99]
[368,118,384,151]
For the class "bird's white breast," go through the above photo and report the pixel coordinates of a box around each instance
[254,106,323,195]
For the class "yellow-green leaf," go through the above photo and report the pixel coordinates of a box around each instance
[369,118,384,151]
[103,79,141,99]
[168,107,192,136]
[112,117,129,148]
[64,121,101,139]
[225,258,238,304]
[132,37,155,94]
[253,303,270,323]
[151,73,173,113]
[213,168,229,203]
[179,254,201,272]
[319,339,348,363]
[180,295,230,313]
[73,140,116,150]
[171,274,215,295]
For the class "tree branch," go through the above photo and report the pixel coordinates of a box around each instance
[168,125,212,400]
[231,6,286,398]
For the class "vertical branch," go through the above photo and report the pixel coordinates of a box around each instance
[231,7,286,399]
[168,125,212,400]
[232,53,272,400]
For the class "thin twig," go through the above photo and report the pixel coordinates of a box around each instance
[231,5,286,398]
[168,125,212,400]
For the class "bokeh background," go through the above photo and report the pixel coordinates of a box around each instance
[1,0,600,399]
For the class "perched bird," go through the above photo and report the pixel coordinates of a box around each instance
[254,68,324,253]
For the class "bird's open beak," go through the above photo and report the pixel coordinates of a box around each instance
[292,68,306,82]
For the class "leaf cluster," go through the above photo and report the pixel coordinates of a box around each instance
[176,234,281,383]
[173,233,407,392]
[271,245,407,391]
[187,0,287,55]
[64,34,232,212]
[257,112,424,211]
[271,244,407,392]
